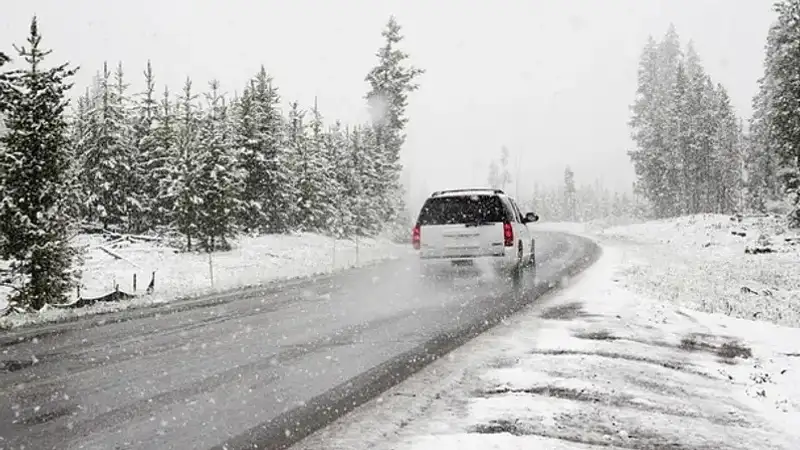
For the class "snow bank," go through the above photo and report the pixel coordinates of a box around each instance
[0,232,411,329]
[599,213,800,327]
[294,243,800,450]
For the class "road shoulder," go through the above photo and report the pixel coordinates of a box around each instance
[293,241,800,450]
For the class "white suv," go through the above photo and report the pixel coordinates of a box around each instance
[412,188,539,282]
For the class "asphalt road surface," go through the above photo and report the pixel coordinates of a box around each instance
[0,231,599,450]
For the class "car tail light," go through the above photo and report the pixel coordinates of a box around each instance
[503,222,514,247]
[412,225,421,250]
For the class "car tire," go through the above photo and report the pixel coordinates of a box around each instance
[511,245,523,287]
[528,240,536,267]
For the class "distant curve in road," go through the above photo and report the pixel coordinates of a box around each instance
[0,231,600,450]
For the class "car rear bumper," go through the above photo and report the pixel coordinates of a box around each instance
[418,252,517,273]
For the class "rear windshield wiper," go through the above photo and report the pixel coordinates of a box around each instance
[464,220,492,227]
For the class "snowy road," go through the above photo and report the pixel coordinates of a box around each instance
[0,231,599,450]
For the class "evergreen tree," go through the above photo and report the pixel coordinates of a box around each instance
[748,68,782,212]
[79,61,137,230]
[563,166,577,221]
[324,121,353,237]
[499,146,512,190]
[612,192,625,217]
[683,54,716,214]
[69,87,94,214]
[170,77,201,250]
[668,62,692,215]
[756,0,800,226]
[710,85,743,213]
[364,16,424,226]
[488,161,501,189]
[236,67,290,233]
[359,125,385,235]
[0,17,80,309]
[487,146,512,191]
[296,98,333,231]
[0,51,10,258]
[255,67,293,235]
[150,85,177,228]
[629,25,744,218]
[232,80,257,232]
[194,80,242,251]
[347,125,380,235]
[629,36,672,217]
[113,62,143,231]
[133,60,162,231]
[284,101,310,229]
[0,50,9,106]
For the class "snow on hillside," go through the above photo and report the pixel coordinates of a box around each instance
[295,218,800,450]
[537,214,800,327]
[0,232,411,329]
[599,214,800,328]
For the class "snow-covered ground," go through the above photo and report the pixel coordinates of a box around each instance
[294,214,800,449]
[547,214,800,327]
[0,232,411,329]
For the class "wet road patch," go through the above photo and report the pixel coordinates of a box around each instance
[573,329,618,341]
[539,302,594,320]
[680,332,753,361]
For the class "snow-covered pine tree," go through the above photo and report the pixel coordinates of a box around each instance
[748,67,782,212]
[257,69,294,235]
[133,60,163,232]
[69,86,94,210]
[629,26,743,218]
[0,17,80,309]
[612,192,624,218]
[170,77,201,250]
[528,183,542,214]
[285,100,316,230]
[499,146,512,191]
[80,61,137,231]
[194,80,242,251]
[710,84,743,214]
[758,0,800,226]
[231,81,256,232]
[346,124,380,235]
[547,185,563,220]
[151,85,177,228]
[629,36,671,218]
[665,62,690,216]
[359,124,385,235]
[654,26,684,217]
[113,62,144,232]
[299,98,334,231]
[486,146,512,191]
[682,48,716,214]
[364,16,424,227]
[324,121,353,237]
[0,52,8,108]
[657,25,683,94]
[563,166,577,221]
[236,67,290,233]
[0,50,12,263]
[487,160,501,189]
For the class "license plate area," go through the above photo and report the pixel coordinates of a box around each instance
[451,259,474,267]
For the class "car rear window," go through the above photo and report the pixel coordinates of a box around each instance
[417,195,509,225]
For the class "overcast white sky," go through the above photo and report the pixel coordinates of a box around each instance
[2,0,776,210]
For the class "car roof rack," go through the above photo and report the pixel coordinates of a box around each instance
[431,188,505,197]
